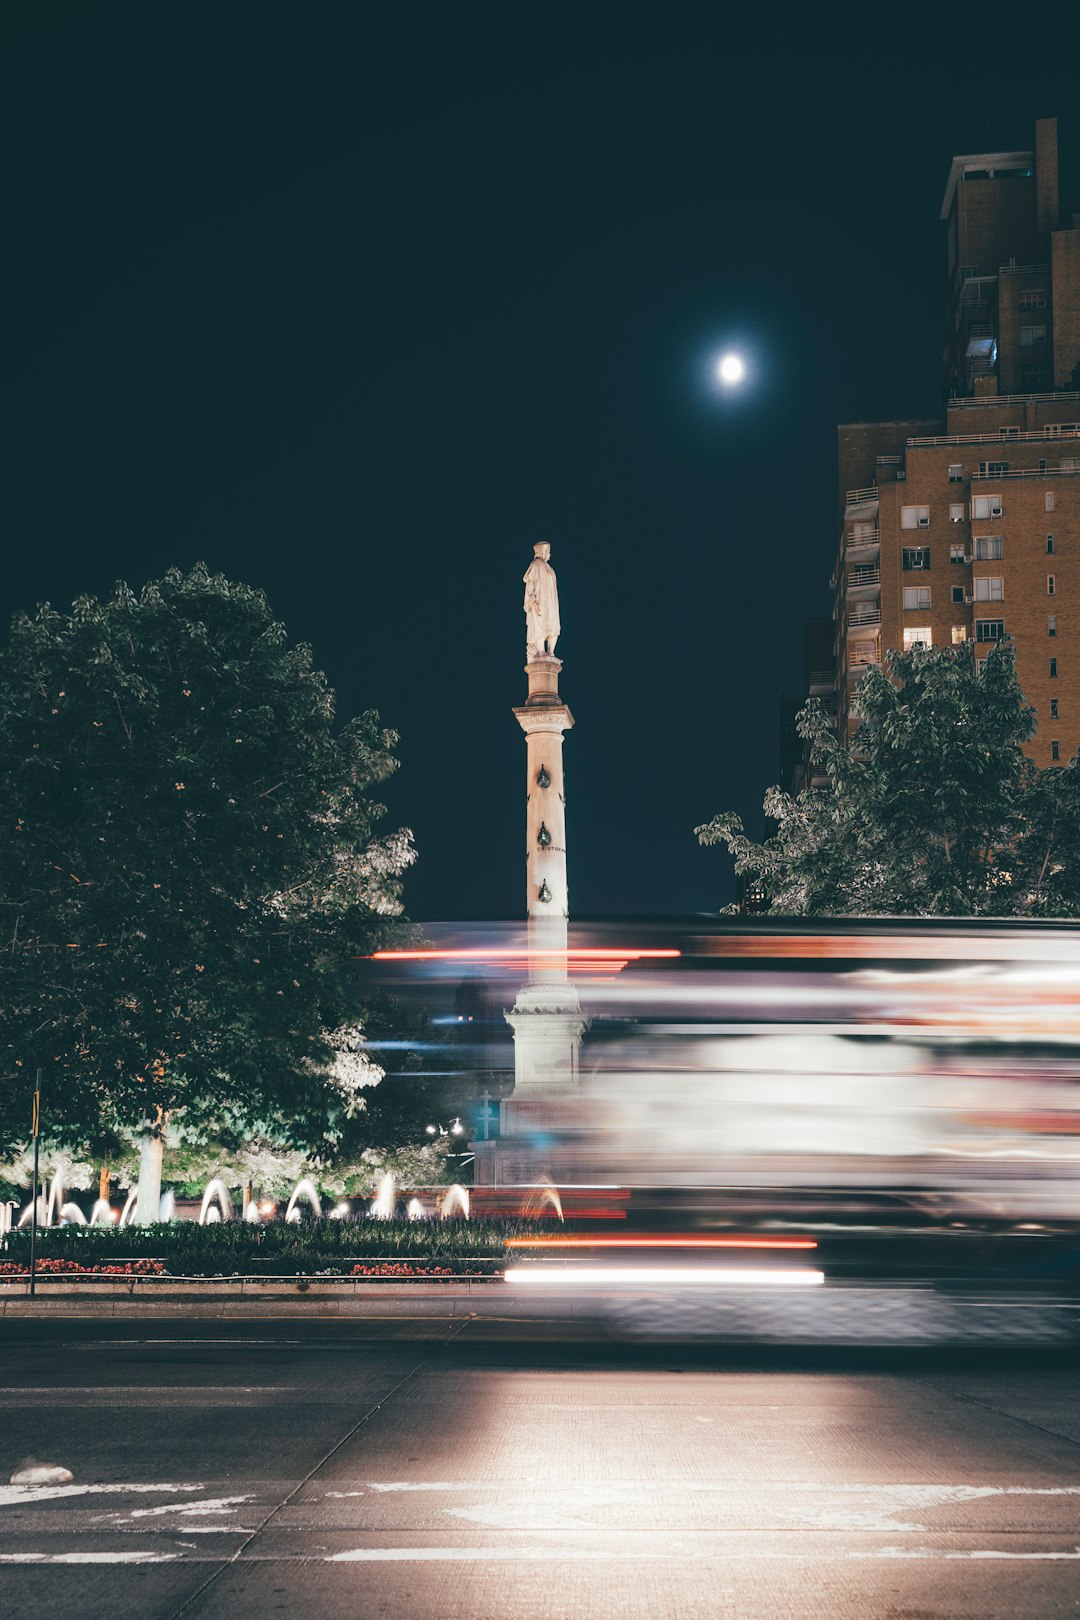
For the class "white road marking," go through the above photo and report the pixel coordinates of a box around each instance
[0,1483,203,1508]
[125,1496,252,1520]
[0,1551,182,1564]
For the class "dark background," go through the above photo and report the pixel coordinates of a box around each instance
[5,10,1079,917]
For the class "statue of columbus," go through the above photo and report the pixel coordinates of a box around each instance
[523,542,561,659]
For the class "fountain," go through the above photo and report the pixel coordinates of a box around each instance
[243,1201,262,1223]
[439,1184,470,1220]
[284,1178,322,1223]
[45,1170,65,1227]
[198,1179,234,1224]
[521,1178,564,1221]
[117,1189,139,1227]
[405,1197,426,1221]
[16,1197,45,1230]
[59,1202,86,1224]
[89,1198,115,1225]
[159,1190,176,1223]
[369,1171,396,1220]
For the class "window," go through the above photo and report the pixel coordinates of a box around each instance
[973,536,1004,560]
[901,505,931,529]
[976,619,1004,643]
[948,464,963,482]
[1050,698,1059,720]
[1046,491,1055,512]
[950,544,966,565]
[979,463,1009,478]
[1020,290,1047,310]
[1021,364,1046,389]
[1020,325,1047,346]
[972,495,1003,519]
[904,627,932,650]
[952,585,965,604]
[1048,575,1056,595]
[851,520,876,542]
[1047,534,1055,554]
[959,264,979,281]
[1050,658,1058,678]
[1048,615,1057,636]
[1051,741,1061,762]
[903,586,931,610]
[952,625,967,645]
[902,547,931,570]
[949,504,965,524]
[852,640,877,666]
[975,577,1004,601]
[1060,457,1080,471]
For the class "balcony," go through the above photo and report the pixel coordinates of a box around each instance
[845,525,880,558]
[847,563,881,596]
[847,605,882,630]
[848,650,881,674]
[844,487,879,515]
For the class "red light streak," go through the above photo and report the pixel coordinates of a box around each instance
[504,1235,817,1250]
[369,948,681,961]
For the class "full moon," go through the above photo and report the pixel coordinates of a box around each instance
[717,353,745,384]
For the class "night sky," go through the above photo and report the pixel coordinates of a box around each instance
[6,13,1079,918]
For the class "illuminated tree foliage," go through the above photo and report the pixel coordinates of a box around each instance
[0,565,415,1156]
[698,641,1080,917]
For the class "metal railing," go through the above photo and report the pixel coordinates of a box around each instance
[971,465,1080,480]
[949,390,1080,410]
[848,564,881,587]
[908,427,1080,447]
[844,486,879,508]
[847,606,882,628]
[848,650,881,669]
[846,527,880,547]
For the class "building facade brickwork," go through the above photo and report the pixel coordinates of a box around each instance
[827,117,1080,773]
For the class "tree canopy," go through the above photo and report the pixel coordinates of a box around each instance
[0,565,415,1156]
[697,641,1080,917]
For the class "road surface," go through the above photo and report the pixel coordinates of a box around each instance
[1,1320,1079,1618]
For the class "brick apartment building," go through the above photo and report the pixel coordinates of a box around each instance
[830,117,1080,772]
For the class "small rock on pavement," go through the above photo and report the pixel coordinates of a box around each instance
[10,1458,74,1486]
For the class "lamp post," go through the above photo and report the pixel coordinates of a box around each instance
[29,1068,42,1299]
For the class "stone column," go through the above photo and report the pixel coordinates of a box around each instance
[505,652,585,1094]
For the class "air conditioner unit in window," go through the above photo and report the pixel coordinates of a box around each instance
[965,595,975,604]
[917,516,930,528]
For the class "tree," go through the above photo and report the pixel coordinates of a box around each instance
[0,565,415,1214]
[696,641,1080,917]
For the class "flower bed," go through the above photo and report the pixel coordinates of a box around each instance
[0,1258,165,1277]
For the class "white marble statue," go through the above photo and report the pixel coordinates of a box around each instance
[523,542,561,658]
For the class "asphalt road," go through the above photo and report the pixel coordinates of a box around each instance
[1,1321,1079,1619]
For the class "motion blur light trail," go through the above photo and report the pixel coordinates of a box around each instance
[505,1267,825,1287]
[505,1235,817,1250]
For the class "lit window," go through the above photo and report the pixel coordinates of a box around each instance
[972,495,1003,519]
[903,586,931,610]
[901,505,931,530]
[904,627,932,650]
[1047,534,1055,554]
[975,577,1003,601]
[948,464,963,482]
[1050,698,1059,720]
[979,463,1009,478]
[976,619,1004,643]
[973,536,1004,560]
[1048,575,1056,596]
[1050,657,1058,678]
[1020,325,1047,346]
[902,547,931,570]
[1048,615,1057,636]
[949,504,965,523]
[1051,740,1061,761]
[952,626,967,645]
[1046,492,1055,512]
[952,585,965,604]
